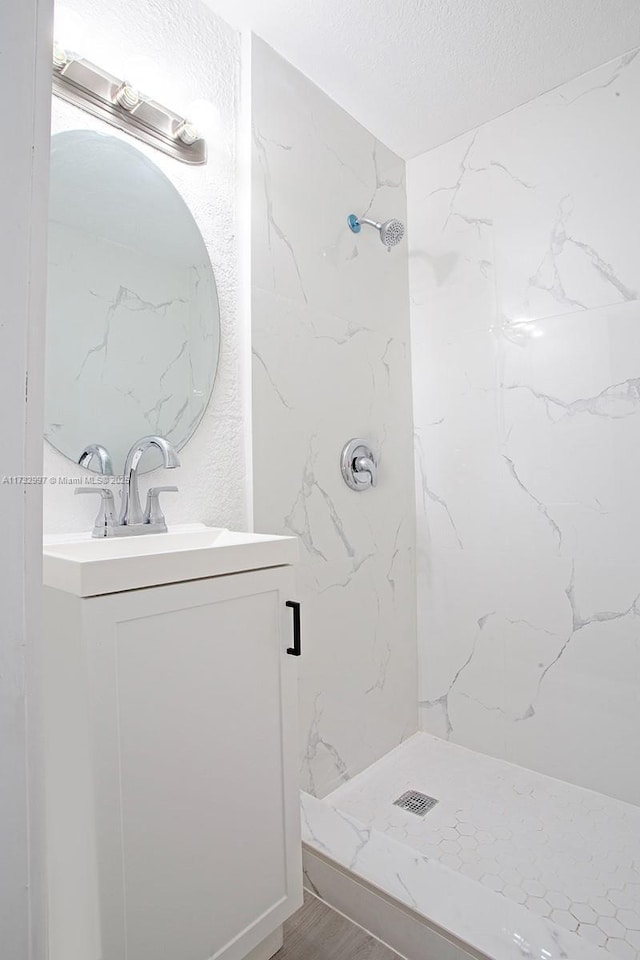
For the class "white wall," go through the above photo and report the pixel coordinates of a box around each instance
[44,0,249,535]
[0,0,52,955]
[251,38,417,798]
[409,48,640,804]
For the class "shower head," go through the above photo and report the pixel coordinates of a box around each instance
[379,218,405,247]
[348,213,405,250]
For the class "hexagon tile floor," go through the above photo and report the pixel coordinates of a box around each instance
[325,734,640,960]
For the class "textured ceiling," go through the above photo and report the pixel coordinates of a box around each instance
[202,0,640,159]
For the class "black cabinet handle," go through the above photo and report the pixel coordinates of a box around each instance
[286,600,301,656]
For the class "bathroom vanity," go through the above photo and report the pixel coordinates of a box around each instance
[43,525,302,960]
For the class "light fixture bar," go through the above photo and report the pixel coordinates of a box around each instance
[52,48,207,165]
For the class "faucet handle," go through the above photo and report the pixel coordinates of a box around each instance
[354,456,377,488]
[144,486,178,527]
[78,444,114,476]
[75,487,117,537]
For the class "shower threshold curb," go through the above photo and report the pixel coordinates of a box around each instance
[303,843,481,960]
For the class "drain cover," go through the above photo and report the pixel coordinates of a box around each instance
[393,790,438,817]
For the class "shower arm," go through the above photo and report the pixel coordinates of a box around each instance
[356,216,382,230]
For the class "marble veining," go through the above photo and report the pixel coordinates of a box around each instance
[409,47,640,804]
[302,793,608,960]
[329,735,640,960]
[251,38,417,798]
[305,734,640,960]
[47,221,218,469]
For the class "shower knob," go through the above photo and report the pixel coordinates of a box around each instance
[341,439,378,490]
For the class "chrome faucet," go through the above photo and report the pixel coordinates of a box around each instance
[120,435,180,529]
[76,435,180,538]
[78,443,114,475]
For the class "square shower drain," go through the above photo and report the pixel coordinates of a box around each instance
[393,790,438,817]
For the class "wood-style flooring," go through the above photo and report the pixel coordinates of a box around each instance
[276,892,402,960]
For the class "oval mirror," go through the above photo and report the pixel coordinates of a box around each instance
[45,129,220,473]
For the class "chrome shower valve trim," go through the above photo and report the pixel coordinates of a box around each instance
[341,439,378,490]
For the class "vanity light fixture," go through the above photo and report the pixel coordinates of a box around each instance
[51,42,207,165]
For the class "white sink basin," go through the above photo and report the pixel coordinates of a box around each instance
[43,523,299,597]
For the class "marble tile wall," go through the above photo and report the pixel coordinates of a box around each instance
[408,49,640,804]
[251,38,417,798]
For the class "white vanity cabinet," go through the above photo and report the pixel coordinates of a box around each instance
[44,554,303,960]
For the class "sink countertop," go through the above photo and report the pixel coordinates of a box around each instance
[43,523,299,597]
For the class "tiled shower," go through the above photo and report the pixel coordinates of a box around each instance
[251,32,640,960]
[410,48,640,806]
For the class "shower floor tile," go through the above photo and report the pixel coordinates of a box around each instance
[325,734,640,960]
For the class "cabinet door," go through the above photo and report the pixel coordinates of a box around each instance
[84,567,302,960]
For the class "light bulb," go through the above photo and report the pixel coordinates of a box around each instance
[114,82,140,111]
[124,54,171,102]
[53,5,87,52]
[176,121,199,145]
[52,40,69,70]
[53,5,116,72]
[186,99,221,140]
